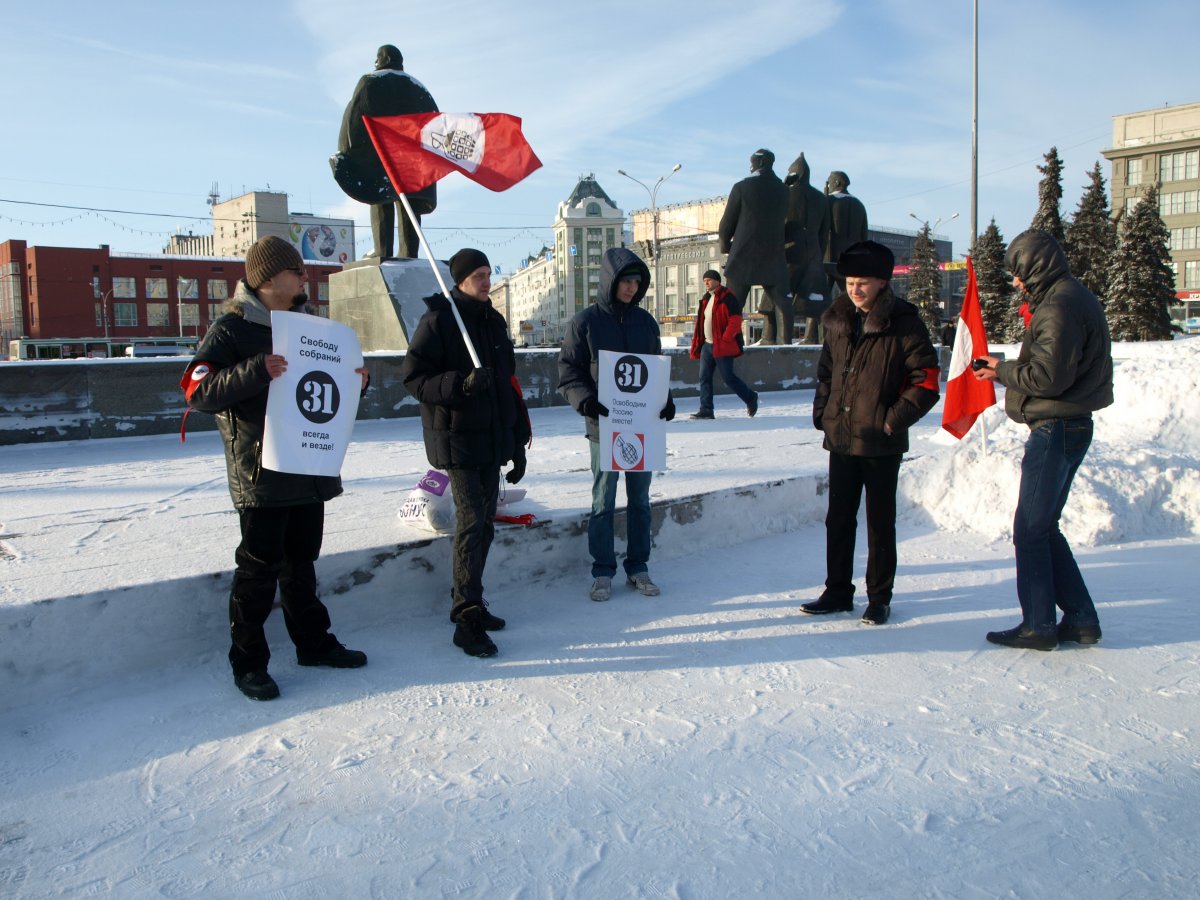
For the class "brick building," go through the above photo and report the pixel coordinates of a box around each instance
[1,239,338,359]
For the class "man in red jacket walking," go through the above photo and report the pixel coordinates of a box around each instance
[688,270,759,419]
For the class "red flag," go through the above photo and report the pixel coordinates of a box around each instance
[363,112,542,194]
[941,256,996,439]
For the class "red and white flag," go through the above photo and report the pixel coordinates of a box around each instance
[363,112,542,194]
[941,255,996,439]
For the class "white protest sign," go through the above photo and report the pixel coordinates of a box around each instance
[597,349,670,472]
[262,310,364,477]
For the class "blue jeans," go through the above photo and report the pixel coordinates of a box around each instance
[588,440,652,578]
[698,343,756,414]
[1013,417,1100,633]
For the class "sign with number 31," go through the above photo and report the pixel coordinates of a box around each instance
[262,310,364,477]
[597,349,670,472]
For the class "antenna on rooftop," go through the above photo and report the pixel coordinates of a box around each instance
[206,182,219,208]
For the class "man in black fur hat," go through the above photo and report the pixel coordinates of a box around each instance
[803,241,939,626]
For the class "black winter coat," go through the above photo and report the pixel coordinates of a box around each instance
[998,230,1113,425]
[814,287,940,456]
[401,289,530,470]
[183,282,343,509]
[558,248,663,443]
[719,168,789,288]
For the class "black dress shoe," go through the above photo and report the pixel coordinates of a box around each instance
[861,603,890,625]
[1057,620,1102,645]
[986,624,1057,651]
[801,596,854,615]
[690,410,714,420]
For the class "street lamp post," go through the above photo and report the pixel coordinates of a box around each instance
[909,211,960,236]
[617,164,682,319]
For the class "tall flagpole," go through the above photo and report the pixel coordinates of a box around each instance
[971,0,979,245]
[396,191,483,369]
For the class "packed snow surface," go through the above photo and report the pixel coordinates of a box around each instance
[1,339,1198,898]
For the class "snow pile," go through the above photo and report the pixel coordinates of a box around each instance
[903,337,1200,546]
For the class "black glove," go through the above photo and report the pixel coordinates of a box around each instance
[660,396,676,421]
[581,397,609,418]
[462,368,493,397]
[506,445,526,484]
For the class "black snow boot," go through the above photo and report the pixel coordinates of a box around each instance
[453,606,498,658]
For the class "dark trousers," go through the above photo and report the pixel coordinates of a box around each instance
[371,201,420,260]
[823,452,902,605]
[697,342,756,414]
[1014,418,1099,633]
[229,502,334,676]
[727,280,792,344]
[449,466,500,620]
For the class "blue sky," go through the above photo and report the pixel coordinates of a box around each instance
[2,0,1195,272]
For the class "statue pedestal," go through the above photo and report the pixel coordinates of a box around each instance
[328,258,451,352]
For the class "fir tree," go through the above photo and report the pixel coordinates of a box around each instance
[970,219,1018,342]
[1030,147,1065,244]
[1106,183,1176,341]
[907,224,943,334]
[1065,162,1117,301]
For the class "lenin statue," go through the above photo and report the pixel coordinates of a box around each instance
[331,45,438,260]
[719,149,792,344]
[783,153,830,344]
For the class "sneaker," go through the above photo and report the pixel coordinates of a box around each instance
[453,606,498,657]
[861,603,890,625]
[689,410,714,420]
[589,576,612,602]
[1057,619,1102,645]
[627,572,661,597]
[800,596,854,615]
[235,670,280,701]
[297,642,368,668]
[747,393,759,417]
[985,624,1057,651]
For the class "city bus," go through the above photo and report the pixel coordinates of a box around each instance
[6,336,198,361]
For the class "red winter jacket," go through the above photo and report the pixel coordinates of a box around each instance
[689,285,745,359]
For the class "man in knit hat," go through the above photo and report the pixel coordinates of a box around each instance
[803,240,939,625]
[181,235,369,701]
[687,269,758,419]
[401,249,530,657]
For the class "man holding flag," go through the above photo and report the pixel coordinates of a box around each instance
[972,230,1112,651]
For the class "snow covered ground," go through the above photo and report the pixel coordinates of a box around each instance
[1,339,1198,898]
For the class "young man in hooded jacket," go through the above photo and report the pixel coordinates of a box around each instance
[558,247,675,601]
[973,229,1113,650]
[182,235,369,701]
[803,240,940,625]
[401,249,531,657]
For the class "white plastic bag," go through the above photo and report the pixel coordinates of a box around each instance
[397,469,455,533]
